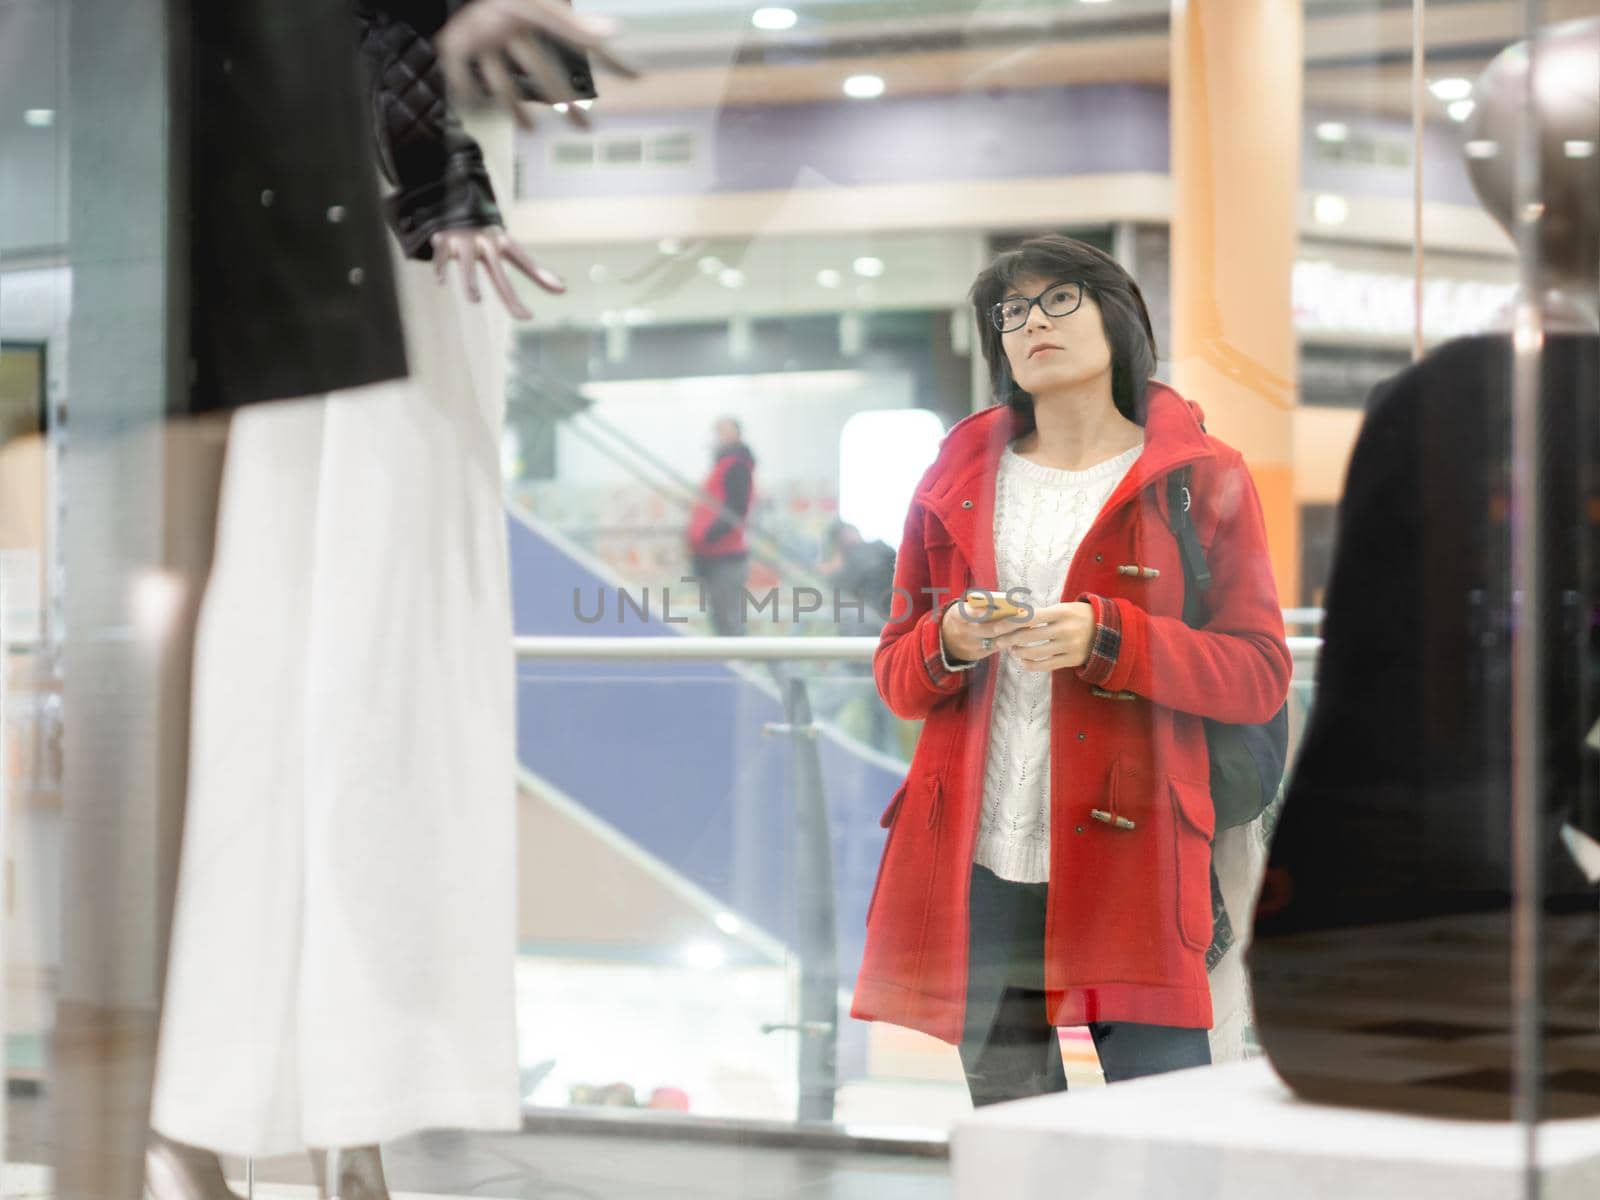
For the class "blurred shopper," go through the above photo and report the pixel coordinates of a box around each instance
[687,417,758,636]
[147,6,618,1198]
[851,236,1290,1106]
[818,519,898,634]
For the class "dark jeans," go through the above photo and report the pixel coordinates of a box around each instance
[691,552,748,637]
[960,862,1212,1107]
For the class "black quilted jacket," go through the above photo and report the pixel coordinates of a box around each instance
[353,0,501,260]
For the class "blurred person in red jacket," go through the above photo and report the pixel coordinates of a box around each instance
[687,417,758,636]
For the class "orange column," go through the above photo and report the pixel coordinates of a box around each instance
[1169,0,1303,606]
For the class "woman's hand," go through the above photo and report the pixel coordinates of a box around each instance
[940,600,1019,666]
[431,226,565,320]
[989,601,1096,672]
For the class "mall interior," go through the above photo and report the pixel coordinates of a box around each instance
[2,1,1599,1198]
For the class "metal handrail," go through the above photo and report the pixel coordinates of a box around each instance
[514,634,1324,661]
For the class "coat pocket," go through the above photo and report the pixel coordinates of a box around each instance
[866,781,910,926]
[1169,776,1216,951]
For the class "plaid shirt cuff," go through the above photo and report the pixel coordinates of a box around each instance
[920,603,974,690]
[1076,593,1122,686]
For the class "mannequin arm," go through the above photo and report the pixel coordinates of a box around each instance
[353,0,501,260]
[430,226,564,320]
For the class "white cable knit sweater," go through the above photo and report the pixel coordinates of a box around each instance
[973,442,1143,884]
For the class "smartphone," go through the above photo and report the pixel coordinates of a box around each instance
[961,588,1029,621]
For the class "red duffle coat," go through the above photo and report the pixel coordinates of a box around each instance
[851,383,1291,1043]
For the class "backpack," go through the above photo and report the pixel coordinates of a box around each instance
[1167,467,1290,829]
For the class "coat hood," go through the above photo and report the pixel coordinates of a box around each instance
[918,382,1209,502]
[910,382,1217,594]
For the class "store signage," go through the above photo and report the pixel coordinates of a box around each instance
[1293,260,1515,340]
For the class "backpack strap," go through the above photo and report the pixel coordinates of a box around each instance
[1167,466,1212,629]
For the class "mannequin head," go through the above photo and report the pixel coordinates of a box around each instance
[1464,18,1599,309]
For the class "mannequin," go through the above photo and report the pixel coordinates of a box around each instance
[1463,18,1600,334]
[145,5,625,1198]
[1250,18,1600,1120]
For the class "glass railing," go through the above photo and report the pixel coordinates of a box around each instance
[510,633,1322,1137]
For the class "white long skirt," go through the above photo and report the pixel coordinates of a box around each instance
[151,256,521,1156]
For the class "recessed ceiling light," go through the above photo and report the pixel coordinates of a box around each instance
[751,7,797,30]
[718,268,745,289]
[714,912,743,935]
[1428,77,1473,102]
[23,109,54,128]
[1315,121,1350,143]
[698,255,723,276]
[1079,0,1115,5]
[1447,99,1475,123]
[658,238,684,256]
[816,268,843,288]
[852,256,886,278]
[843,74,886,101]
[1465,140,1499,159]
[1564,140,1596,159]
[1313,194,1350,226]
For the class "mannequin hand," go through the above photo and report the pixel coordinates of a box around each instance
[940,599,1025,666]
[436,0,638,131]
[430,226,565,320]
[989,601,1096,672]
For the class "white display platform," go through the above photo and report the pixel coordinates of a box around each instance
[951,1058,1600,1200]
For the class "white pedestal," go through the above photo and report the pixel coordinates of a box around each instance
[951,1059,1600,1200]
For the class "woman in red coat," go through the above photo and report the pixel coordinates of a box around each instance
[851,235,1291,1105]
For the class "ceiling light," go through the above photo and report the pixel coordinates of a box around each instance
[816,268,843,288]
[658,237,684,256]
[718,267,745,289]
[1564,140,1596,159]
[698,255,723,275]
[1447,99,1475,123]
[1313,194,1349,226]
[588,264,609,283]
[1465,140,1499,159]
[1315,121,1349,143]
[1428,77,1473,102]
[714,912,743,935]
[751,7,797,30]
[1078,0,1115,5]
[24,108,54,128]
[852,256,886,278]
[843,74,886,101]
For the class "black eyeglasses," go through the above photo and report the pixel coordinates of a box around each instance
[989,280,1086,333]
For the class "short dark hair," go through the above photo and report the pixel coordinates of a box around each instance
[968,235,1158,428]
